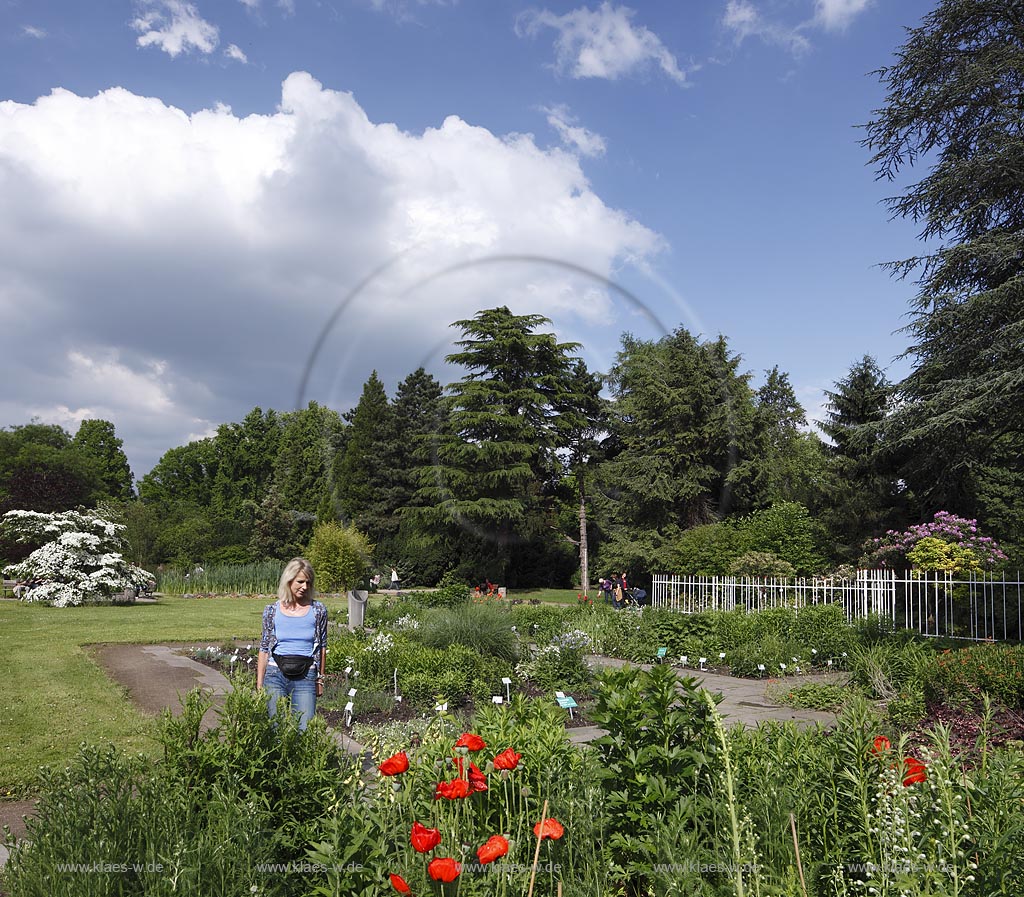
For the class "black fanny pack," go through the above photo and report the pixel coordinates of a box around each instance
[272,652,315,680]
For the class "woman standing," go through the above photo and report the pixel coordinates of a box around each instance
[256,557,328,731]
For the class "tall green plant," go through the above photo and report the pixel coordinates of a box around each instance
[589,664,720,897]
[306,521,374,592]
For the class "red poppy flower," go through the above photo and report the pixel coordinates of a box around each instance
[434,778,472,800]
[468,762,488,792]
[427,857,461,882]
[533,818,565,840]
[389,873,412,894]
[454,732,486,752]
[870,736,890,756]
[902,757,927,786]
[476,835,509,865]
[410,821,441,853]
[378,751,409,776]
[493,748,521,770]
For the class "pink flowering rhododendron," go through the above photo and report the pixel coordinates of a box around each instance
[861,511,1006,570]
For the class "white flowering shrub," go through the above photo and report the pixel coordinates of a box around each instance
[2,509,154,607]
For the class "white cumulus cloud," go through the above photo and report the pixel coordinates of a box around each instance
[131,0,220,57]
[519,2,688,85]
[225,43,249,63]
[21,25,47,39]
[0,74,663,474]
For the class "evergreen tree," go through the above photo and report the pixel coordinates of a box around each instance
[333,372,394,536]
[755,367,828,507]
[818,356,903,561]
[414,307,582,581]
[72,419,134,500]
[249,486,297,561]
[385,368,448,582]
[598,328,766,542]
[863,0,1024,547]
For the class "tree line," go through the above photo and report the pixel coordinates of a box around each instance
[1,0,1019,584]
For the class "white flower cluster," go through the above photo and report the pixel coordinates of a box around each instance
[366,632,395,654]
[2,508,153,607]
[393,614,420,631]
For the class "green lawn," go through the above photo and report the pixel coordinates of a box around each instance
[504,587,585,605]
[0,593,350,796]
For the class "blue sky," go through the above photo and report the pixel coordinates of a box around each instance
[0,0,937,476]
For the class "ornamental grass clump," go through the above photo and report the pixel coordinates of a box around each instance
[416,603,520,663]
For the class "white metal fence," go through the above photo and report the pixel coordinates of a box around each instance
[650,569,1024,642]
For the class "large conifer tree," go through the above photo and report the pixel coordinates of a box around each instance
[864,0,1024,548]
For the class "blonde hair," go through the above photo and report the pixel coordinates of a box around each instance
[277,557,316,607]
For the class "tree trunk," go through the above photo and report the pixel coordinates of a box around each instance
[578,473,590,596]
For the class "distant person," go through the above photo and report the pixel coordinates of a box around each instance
[391,567,400,592]
[599,578,613,604]
[256,558,328,732]
[610,573,624,609]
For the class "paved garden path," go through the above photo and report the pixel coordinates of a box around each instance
[0,645,839,869]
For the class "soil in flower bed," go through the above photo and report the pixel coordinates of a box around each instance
[907,701,1024,757]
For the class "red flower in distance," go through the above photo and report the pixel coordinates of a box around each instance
[434,778,472,800]
[378,751,409,776]
[427,857,461,882]
[870,736,891,756]
[389,873,412,894]
[410,821,441,853]
[902,756,928,786]
[493,748,521,770]
[533,818,565,840]
[476,835,509,865]
[468,761,488,792]
[454,732,486,752]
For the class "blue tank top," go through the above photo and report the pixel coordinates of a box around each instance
[274,603,315,656]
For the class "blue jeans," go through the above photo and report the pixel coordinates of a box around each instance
[264,667,317,731]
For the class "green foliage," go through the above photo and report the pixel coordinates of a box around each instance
[598,328,767,535]
[0,424,104,524]
[734,501,829,574]
[767,681,851,711]
[2,686,355,897]
[414,603,519,663]
[907,535,981,573]
[405,579,470,609]
[727,550,795,578]
[668,501,828,576]
[818,356,904,562]
[305,521,374,592]
[848,639,933,703]
[274,401,344,515]
[248,486,297,562]
[72,419,134,500]
[589,664,719,895]
[668,520,748,576]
